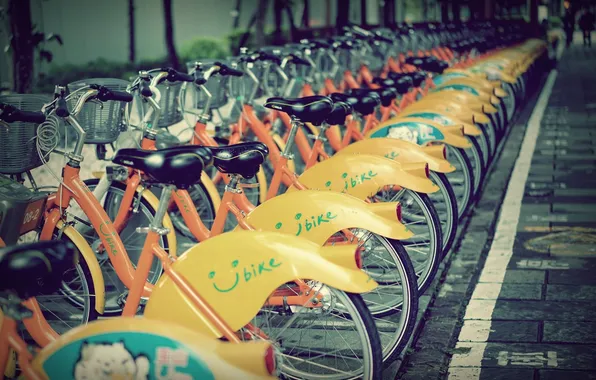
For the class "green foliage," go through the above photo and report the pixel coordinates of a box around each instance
[179,37,230,64]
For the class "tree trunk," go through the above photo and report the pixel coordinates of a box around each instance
[301,0,310,28]
[255,0,270,47]
[128,0,136,63]
[336,0,350,29]
[283,2,297,42]
[8,0,34,93]
[163,0,179,69]
[452,0,461,22]
[441,0,450,22]
[273,0,284,44]
[383,0,395,27]
[232,0,242,29]
[360,0,367,26]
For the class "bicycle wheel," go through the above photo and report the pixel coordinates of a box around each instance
[428,171,459,256]
[78,179,169,315]
[477,121,497,160]
[445,145,475,219]
[473,125,491,167]
[358,236,419,363]
[325,229,419,365]
[372,189,442,295]
[249,286,383,380]
[169,180,217,237]
[27,228,99,337]
[465,137,486,194]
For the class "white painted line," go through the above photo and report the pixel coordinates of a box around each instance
[458,320,493,342]
[447,69,559,379]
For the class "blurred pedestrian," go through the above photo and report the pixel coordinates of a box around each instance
[579,7,595,47]
[562,5,575,46]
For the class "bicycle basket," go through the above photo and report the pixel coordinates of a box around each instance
[67,78,129,144]
[154,79,183,128]
[186,59,230,110]
[0,94,51,174]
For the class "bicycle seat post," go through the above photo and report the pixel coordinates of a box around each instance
[137,184,173,235]
[282,115,302,159]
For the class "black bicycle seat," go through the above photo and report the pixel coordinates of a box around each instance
[330,92,380,116]
[351,87,397,107]
[264,96,333,126]
[372,77,412,95]
[0,240,77,299]
[325,101,353,125]
[208,142,268,179]
[388,72,426,88]
[406,56,449,74]
[113,146,213,189]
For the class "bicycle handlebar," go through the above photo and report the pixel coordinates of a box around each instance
[0,104,46,124]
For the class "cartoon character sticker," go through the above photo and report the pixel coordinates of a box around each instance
[370,121,445,145]
[42,332,215,380]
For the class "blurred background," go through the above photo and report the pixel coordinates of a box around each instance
[0,0,592,94]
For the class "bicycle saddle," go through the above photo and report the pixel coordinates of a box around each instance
[325,101,353,125]
[330,91,380,116]
[388,72,426,88]
[350,87,398,107]
[405,56,448,74]
[113,146,213,189]
[0,240,77,299]
[264,96,333,126]
[208,142,268,179]
[372,77,412,95]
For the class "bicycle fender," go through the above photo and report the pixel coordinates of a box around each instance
[200,172,222,211]
[144,230,378,336]
[403,97,492,123]
[293,153,438,195]
[57,221,105,314]
[245,190,413,244]
[33,318,276,380]
[425,91,498,114]
[336,138,455,173]
[399,110,483,136]
[367,117,472,149]
[437,77,508,99]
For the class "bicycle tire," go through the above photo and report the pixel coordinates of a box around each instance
[428,171,459,257]
[362,237,419,364]
[33,228,99,337]
[445,145,475,219]
[253,287,383,380]
[465,137,486,194]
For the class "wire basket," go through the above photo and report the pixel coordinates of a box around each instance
[67,78,129,144]
[186,59,230,110]
[155,79,183,128]
[0,94,51,174]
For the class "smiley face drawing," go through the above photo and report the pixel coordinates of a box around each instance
[208,260,240,293]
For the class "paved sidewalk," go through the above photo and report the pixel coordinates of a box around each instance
[446,46,596,379]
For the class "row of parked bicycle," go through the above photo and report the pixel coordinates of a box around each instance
[0,21,549,380]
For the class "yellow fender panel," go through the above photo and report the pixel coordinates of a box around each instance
[367,117,472,149]
[336,138,455,173]
[254,166,268,205]
[292,153,439,196]
[245,190,413,245]
[201,172,222,210]
[399,109,482,136]
[144,230,377,336]
[439,77,508,98]
[406,97,492,123]
[423,91,498,114]
[57,221,105,314]
[32,318,277,380]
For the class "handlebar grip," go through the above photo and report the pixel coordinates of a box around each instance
[55,97,70,118]
[0,105,46,124]
[139,80,153,97]
[290,55,311,66]
[167,68,195,83]
[215,62,244,77]
[107,90,134,102]
[16,110,47,124]
[375,34,394,43]
[258,52,282,65]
